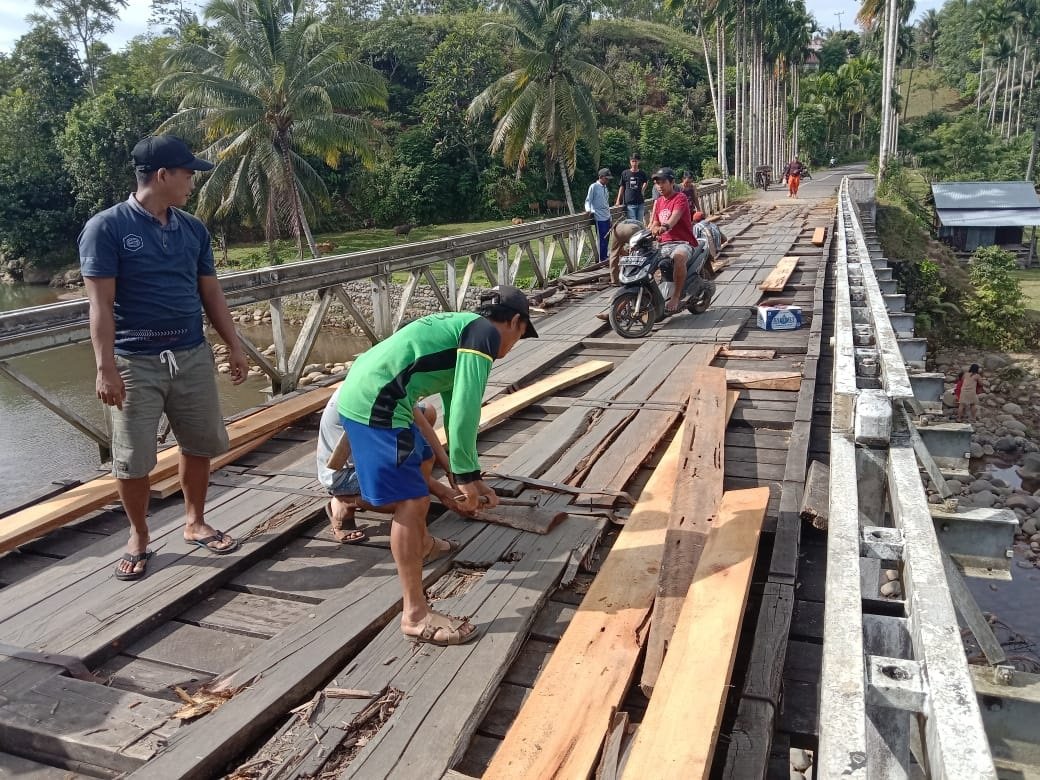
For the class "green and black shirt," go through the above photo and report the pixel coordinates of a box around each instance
[338,312,500,483]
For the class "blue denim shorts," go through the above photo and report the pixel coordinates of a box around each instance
[340,417,434,506]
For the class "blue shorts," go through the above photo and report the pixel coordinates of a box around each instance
[341,417,434,507]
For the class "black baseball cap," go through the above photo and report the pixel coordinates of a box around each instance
[479,285,539,339]
[651,167,675,181]
[132,135,214,173]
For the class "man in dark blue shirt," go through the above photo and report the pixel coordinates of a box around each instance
[80,135,248,581]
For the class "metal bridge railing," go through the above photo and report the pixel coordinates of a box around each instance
[818,177,996,778]
[0,180,730,453]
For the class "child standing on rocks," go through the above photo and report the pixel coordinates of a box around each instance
[956,364,984,422]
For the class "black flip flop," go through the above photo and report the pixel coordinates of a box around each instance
[187,531,239,555]
[113,550,155,581]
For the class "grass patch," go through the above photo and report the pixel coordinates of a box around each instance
[1013,268,1040,313]
[900,67,962,119]
[216,218,582,290]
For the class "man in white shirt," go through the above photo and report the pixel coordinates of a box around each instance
[584,168,613,262]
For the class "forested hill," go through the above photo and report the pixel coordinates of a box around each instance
[0,9,711,275]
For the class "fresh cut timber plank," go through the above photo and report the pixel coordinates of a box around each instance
[0,383,339,553]
[726,370,802,392]
[482,433,683,780]
[433,359,613,443]
[149,431,278,499]
[812,227,826,246]
[642,366,728,696]
[126,515,486,780]
[620,487,769,780]
[758,257,799,292]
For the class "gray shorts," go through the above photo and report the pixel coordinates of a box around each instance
[107,342,229,479]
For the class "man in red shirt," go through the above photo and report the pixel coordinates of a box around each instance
[648,167,698,312]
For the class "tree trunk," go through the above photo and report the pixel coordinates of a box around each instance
[559,159,576,215]
[277,138,319,260]
[1026,109,1040,182]
[977,49,985,113]
[903,57,915,122]
[718,24,729,178]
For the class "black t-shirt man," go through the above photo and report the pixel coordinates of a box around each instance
[619,168,649,205]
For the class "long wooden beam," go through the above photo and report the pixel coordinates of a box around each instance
[621,487,769,779]
[0,385,339,553]
[642,366,728,695]
[482,433,682,779]
[433,359,613,443]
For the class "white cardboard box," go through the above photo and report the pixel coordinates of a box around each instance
[756,304,803,331]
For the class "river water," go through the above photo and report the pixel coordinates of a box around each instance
[0,283,369,511]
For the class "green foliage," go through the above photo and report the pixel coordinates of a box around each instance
[638,112,702,176]
[727,177,753,200]
[599,128,634,176]
[963,246,1028,350]
[896,258,961,343]
[0,91,79,269]
[59,81,171,214]
[29,0,129,88]
[158,0,388,257]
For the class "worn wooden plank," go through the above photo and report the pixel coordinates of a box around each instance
[0,750,83,778]
[0,480,323,664]
[758,257,799,292]
[622,488,769,779]
[0,384,338,552]
[481,683,531,739]
[0,673,179,773]
[95,654,211,700]
[433,359,614,443]
[125,516,485,780]
[342,520,603,779]
[721,582,796,779]
[529,599,576,642]
[178,589,312,639]
[482,432,682,780]
[642,367,728,696]
[124,621,264,677]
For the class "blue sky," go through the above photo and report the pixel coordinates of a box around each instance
[0,0,948,54]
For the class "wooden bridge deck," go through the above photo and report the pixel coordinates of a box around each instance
[0,196,836,779]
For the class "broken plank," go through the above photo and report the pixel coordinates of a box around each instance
[0,383,339,553]
[621,487,769,780]
[812,227,826,246]
[125,516,485,780]
[758,257,799,292]
[726,370,802,392]
[342,519,604,779]
[482,433,683,780]
[471,505,568,535]
[642,366,728,696]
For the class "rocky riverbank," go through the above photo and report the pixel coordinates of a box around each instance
[933,349,1040,562]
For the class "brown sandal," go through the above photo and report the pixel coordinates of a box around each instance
[325,501,367,544]
[405,611,479,647]
[423,536,459,564]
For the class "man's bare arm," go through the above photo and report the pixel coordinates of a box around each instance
[198,275,247,384]
[84,277,124,409]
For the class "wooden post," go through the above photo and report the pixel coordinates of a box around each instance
[445,258,458,311]
[268,297,289,375]
[370,274,392,340]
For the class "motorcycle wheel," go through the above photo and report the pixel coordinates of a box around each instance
[609,291,655,338]
[686,281,716,315]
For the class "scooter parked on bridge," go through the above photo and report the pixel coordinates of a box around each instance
[607,228,716,338]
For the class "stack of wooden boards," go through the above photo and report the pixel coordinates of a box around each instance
[483,366,771,780]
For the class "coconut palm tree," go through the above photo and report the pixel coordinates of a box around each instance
[467,0,611,213]
[157,0,387,259]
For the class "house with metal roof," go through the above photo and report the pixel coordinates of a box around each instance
[932,181,1040,253]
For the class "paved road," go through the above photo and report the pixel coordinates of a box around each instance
[754,162,867,203]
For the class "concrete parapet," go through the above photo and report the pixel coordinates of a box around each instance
[931,506,1017,577]
[898,337,927,363]
[916,422,973,463]
[909,372,946,403]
